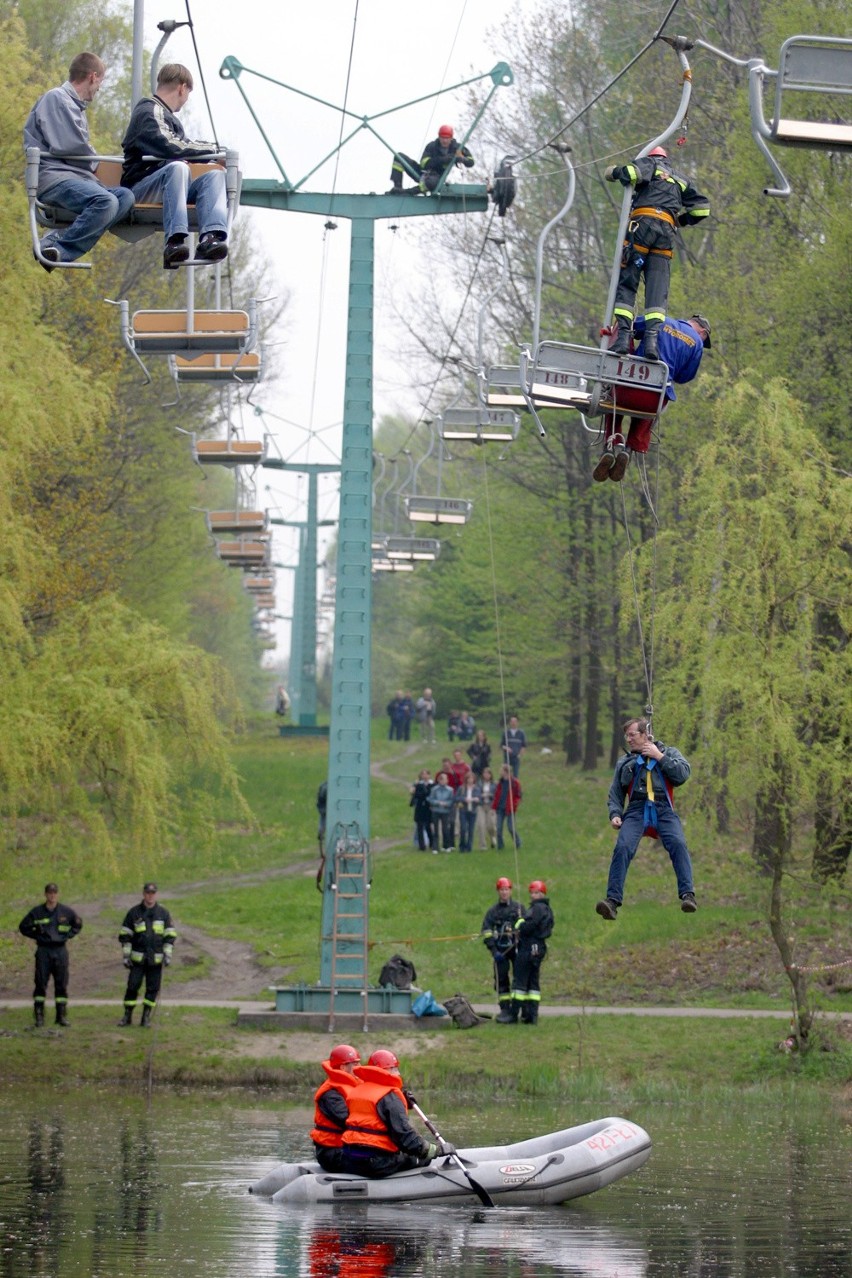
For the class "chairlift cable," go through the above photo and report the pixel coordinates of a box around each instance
[509,0,687,170]
[183,1,220,149]
[480,450,522,883]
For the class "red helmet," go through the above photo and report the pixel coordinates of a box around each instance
[438,124,454,139]
[368,1049,399,1070]
[648,146,668,158]
[329,1043,360,1068]
[529,879,547,894]
[496,877,512,890]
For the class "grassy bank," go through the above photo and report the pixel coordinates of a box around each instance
[1,1004,849,1100]
[2,716,850,1098]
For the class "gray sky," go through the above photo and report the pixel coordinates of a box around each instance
[140,0,524,659]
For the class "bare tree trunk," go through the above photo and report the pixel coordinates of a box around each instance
[812,782,852,882]
[768,842,814,1048]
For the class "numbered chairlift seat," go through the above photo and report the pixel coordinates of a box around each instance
[26,149,241,269]
[439,405,519,445]
[404,496,473,526]
[748,35,852,196]
[519,341,669,438]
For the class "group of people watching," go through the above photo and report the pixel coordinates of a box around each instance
[408,720,525,851]
[26,53,230,272]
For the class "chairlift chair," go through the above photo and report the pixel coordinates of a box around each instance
[372,554,415,573]
[404,496,473,526]
[170,350,263,384]
[244,575,274,592]
[519,342,669,438]
[439,406,520,444]
[254,593,276,609]
[192,437,268,468]
[216,539,270,568]
[27,150,241,269]
[115,300,258,382]
[747,35,852,196]
[384,537,442,561]
[206,509,269,535]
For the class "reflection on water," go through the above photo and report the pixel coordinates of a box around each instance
[0,1089,849,1277]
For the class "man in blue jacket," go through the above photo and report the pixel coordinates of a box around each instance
[24,51,135,270]
[121,63,229,269]
[593,314,711,483]
[596,718,697,920]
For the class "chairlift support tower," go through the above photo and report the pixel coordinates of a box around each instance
[221,55,513,1019]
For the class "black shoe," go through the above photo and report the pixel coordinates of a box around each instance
[140,1005,153,1028]
[385,185,402,194]
[117,1009,134,1026]
[611,324,632,355]
[34,1005,45,1028]
[680,892,698,913]
[163,235,190,269]
[194,232,228,263]
[592,451,615,483]
[595,898,620,921]
[35,246,61,273]
[55,1007,69,1027]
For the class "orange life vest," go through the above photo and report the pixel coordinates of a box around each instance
[310,1062,360,1148]
[341,1066,407,1153]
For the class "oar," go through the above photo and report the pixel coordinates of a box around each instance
[410,1100,495,1208]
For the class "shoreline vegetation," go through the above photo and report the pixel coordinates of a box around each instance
[2,724,850,1098]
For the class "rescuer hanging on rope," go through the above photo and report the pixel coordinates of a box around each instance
[596,718,697,921]
[605,147,709,359]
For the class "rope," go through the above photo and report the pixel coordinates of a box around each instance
[618,456,660,721]
[481,451,521,886]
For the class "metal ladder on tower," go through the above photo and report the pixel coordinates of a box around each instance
[327,825,370,1033]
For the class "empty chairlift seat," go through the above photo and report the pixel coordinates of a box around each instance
[244,575,274,593]
[206,510,269,535]
[216,540,270,568]
[128,307,255,354]
[440,406,519,444]
[192,438,268,468]
[748,35,852,195]
[170,351,263,384]
[404,496,473,526]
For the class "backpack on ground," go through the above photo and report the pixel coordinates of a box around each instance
[443,993,488,1028]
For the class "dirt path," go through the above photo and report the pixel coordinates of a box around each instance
[4,747,419,1002]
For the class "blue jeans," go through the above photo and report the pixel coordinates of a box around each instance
[458,809,477,851]
[605,804,694,904]
[40,177,134,261]
[496,811,520,849]
[129,162,228,241]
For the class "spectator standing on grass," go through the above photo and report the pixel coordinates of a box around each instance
[500,715,527,777]
[409,769,434,851]
[475,767,498,849]
[427,771,455,852]
[493,764,522,850]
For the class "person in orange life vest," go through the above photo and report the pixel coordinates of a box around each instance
[592,315,711,483]
[340,1049,455,1178]
[311,1043,363,1173]
[596,717,697,921]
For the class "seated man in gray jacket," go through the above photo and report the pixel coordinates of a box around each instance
[24,51,134,271]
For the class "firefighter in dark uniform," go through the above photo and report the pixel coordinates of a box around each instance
[482,876,522,1021]
[117,882,177,1027]
[340,1049,454,1178]
[498,880,554,1026]
[388,124,474,194]
[605,146,709,359]
[311,1043,363,1172]
[19,883,82,1027]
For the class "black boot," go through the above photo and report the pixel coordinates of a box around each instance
[611,318,632,355]
[497,998,513,1020]
[496,999,520,1024]
[642,323,661,359]
[522,1004,539,1025]
[117,1006,134,1027]
[140,1004,153,1028]
[34,1002,45,1028]
[55,1004,69,1027]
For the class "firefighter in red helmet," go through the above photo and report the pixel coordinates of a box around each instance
[388,123,475,194]
[498,880,554,1025]
[480,877,522,1019]
[604,145,709,359]
[341,1050,454,1177]
[310,1044,363,1172]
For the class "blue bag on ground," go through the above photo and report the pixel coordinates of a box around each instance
[411,990,448,1017]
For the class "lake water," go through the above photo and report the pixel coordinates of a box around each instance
[0,1087,849,1277]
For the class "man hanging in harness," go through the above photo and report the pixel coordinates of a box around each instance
[605,147,709,360]
[596,717,697,920]
[592,314,711,482]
